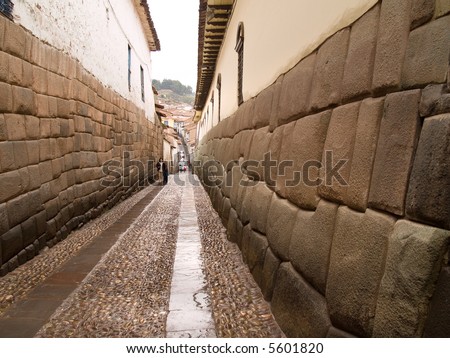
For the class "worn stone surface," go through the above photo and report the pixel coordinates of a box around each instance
[372,0,412,93]
[411,0,435,29]
[369,90,421,216]
[342,4,380,102]
[424,267,450,337]
[406,114,450,230]
[0,203,9,237]
[327,326,357,338]
[1,225,23,263]
[318,103,360,204]
[266,195,298,261]
[275,122,295,198]
[239,130,254,161]
[402,16,450,88]
[310,29,350,110]
[265,125,284,190]
[278,53,316,124]
[326,207,395,337]
[246,127,271,181]
[226,208,240,244]
[248,182,273,235]
[238,99,256,132]
[286,111,331,210]
[373,220,450,337]
[435,0,450,17]
[346,98,384,212]
[272,263,332,338]
[419,84,450,119]
[260,247,280,302]
[247,230,268,287]
[289,200,339,295]
[269,76,283,132]
[253,84,274,129]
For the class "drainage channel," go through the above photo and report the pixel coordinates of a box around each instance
[166,178,216,338]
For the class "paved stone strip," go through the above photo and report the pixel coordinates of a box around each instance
[0,185,158,317]
[34,181,181,337]
[193,180,284,338]
[166,176,216,338]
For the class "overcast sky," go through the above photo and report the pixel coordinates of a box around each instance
[148,0,199,90]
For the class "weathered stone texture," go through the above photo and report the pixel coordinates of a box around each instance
[246,126,271,181]
[269,75,283,132]
[342,4,380,102]
[406,114,450,230]
[410,0,435,29]
[435,0,450,18]
[424,267,450,337]
[310,29,350,110]
[289,200,339,295]
[272,263,332,338]
[318,103,360,204]
[326,327,357,338]
[265,125,283,190]
[277,53,316,124]
[260,247,280,301]
[286,111,331,210]
[373,220,450,337]
[1,225,23,263]
[248,182,273,235]
[369,90,421,216]
[266,195,298,261]
[402,16,450,88]
[275,122,295,198]
[372,0,411,93]
[346,98,384,212]
[247,230,268,287]
[253,84,274,129]
[326,207,395,337]
[419,84,450,118]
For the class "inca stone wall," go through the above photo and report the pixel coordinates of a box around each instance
[195,0,450,337]
[0,17,163,276]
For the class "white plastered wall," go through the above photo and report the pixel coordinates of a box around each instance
[199,0,378,139]
[13,0,156,121]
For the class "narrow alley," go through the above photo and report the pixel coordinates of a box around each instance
[0,174,283,338]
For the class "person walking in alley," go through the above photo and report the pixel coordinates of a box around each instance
[156,158,164,183]
[163,160,169,185]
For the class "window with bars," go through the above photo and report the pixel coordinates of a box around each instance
[0,0,14,20]
[140,65,145,102]
[216,74,221,122]
[235,22,244,106]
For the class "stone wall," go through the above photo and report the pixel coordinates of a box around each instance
[195,0,450,337]
[0,17,163,276]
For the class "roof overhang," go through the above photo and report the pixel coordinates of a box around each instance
[194,0,234,110]
[133,0,161,51]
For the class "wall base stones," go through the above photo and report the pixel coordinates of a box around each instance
[0,17,163,275]
[195,1,450,338]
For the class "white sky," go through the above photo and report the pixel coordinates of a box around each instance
[148,0,199,90]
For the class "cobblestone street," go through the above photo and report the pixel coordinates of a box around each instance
[0,174,283,338]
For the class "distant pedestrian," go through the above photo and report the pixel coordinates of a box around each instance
[163,161,169,185]
[156,158,164,183]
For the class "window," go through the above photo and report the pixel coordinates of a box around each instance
[0,0,13,20]
[235,22,244,105]
[140,66,145,102]
[128,45,131,91]
[216,74,221,122]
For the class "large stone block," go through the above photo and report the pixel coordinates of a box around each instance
[247,230,268,287]
[253,84,274,129]
[346,98,384,211]
[0,142,16,173]
[8,53,23,86]
[373,220,450,337]
[0,81,12,113]
[0,170,22,203]
[249,182,273,235]
[13,141,29,169]
[342,4,380,102]
[265,124,284,190]
[289,200,339,295]
[239,98,256,132]
[411,0,435,29]
[419,84,450,118]
[269,75,283,132]
[1,225,23,263]
[424,267,450,337]
[372,0,412,93]
[327,207,395,337]
[272,263,332,338]
[239,130,254,161]
[369,90,421,216]
[227,208,240,244]
[275,122,295,198]
[406,114,450,230]
[326,327,357,338]
[266,194,298,261]
[0,114,5,141]
[310,29,350,110]
[402,16,450,88]
[4,114,26,141]
[238,178,255,225]
[3,21,26,58]
[246,126,271,181]
[6,193,32,228]
[435,0,450,17]
[278,53,316,124]
[229,165,244,209]
[260,247,280,302]
[25,115,40,139]
[318,103,360,204]
[286,111,331,210]
[0,203,9,237]
[12,86,36,115]
[240,223,252,264]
